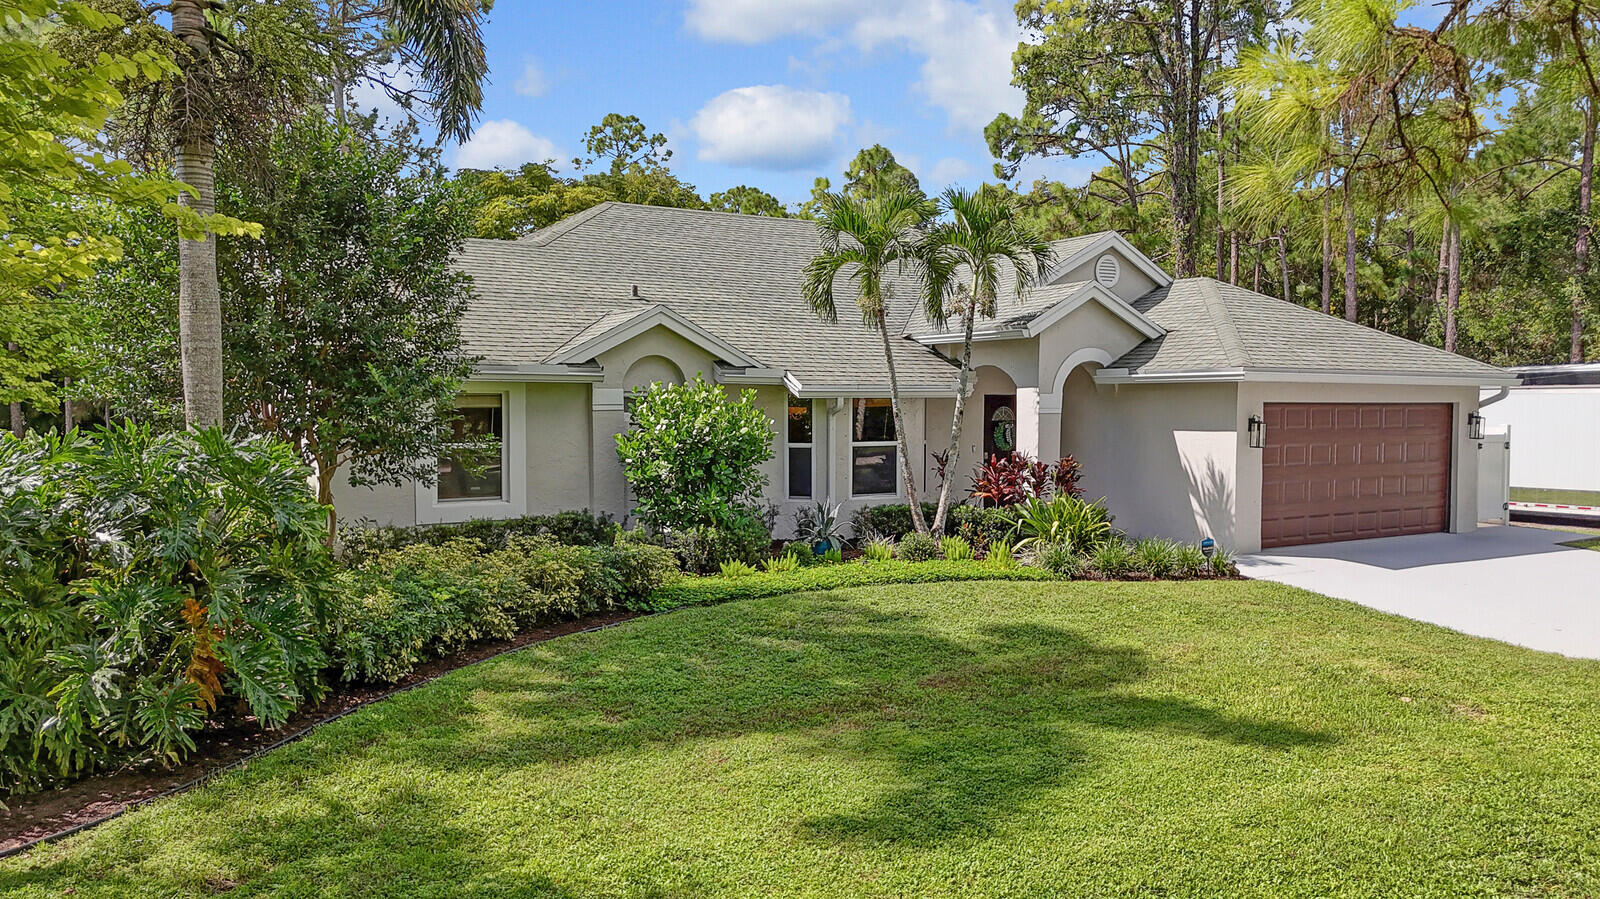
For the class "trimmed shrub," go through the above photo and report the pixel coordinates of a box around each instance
[941,536,975,561]
[329,536,675,684]
[948,503,1013,548]
[897,531,942,561]
[781,540,817,564]
[0,426,333,796]
[338,509,618,563]
[668,506,772,574]
[639,561,1056,612]
[851,502,939,539]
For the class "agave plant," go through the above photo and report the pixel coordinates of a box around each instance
[792,501,847,552]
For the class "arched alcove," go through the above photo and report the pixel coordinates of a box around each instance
[622,354,684,391]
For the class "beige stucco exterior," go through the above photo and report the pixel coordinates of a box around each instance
[334,239,1499,554]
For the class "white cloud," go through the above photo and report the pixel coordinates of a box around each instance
[690,85,852,170]
[514,59,548,97]
[451,120,560,170]
[925,156,973,185]
[685,0,1022,132]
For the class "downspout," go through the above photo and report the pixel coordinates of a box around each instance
[1477,386,1510,408]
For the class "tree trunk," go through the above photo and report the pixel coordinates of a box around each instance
[171,0,223,428]
[1229,232,1239,285]
[1252,241,1262,293]
[930,300,977,536]
[317,460,339,548]
[1216,101,1226,279]
[878,320,927,534]
[1573,99,1595,362]
[5,341,21,437]
[1444,223,1461,353]
[1277,231,1291,303]
[1342,168,1358,322]
[1320,172,1332,314]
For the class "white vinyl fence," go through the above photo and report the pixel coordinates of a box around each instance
[1476,427,1510,524]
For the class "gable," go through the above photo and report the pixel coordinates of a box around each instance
[1045,233,1168,306]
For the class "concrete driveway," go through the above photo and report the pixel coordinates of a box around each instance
[1237,525,1600,659]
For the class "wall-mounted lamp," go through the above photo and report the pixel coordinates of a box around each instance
[1467,411,1485,440]
[1247,414,1265,449]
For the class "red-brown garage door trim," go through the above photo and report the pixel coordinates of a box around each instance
[1261,402,1452,549]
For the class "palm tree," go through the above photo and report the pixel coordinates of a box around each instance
[920,187,1052,536]
[801,189,935,535]
[166,0,488,426]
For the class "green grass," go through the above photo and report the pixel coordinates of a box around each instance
[1510,486,1600,507]
[1560,536,1600,551]
[4,580,1599,898]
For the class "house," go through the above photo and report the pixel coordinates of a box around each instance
[336,201,1518,552]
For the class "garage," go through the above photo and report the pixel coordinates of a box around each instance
[1261,402,1452,548]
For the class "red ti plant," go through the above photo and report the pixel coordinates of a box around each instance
[969,454,1084,506]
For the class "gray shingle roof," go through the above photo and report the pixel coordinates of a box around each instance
[454,202,959,390]
[900,232,1111,337]
[1112,278,1510,380]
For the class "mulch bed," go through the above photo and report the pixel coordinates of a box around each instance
[0,609,639,857]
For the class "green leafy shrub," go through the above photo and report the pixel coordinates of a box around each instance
[862,537,895,562]
[851,502,938,539]
[1174,544,1209,578]
[1209,546,1237,577]
[720,559,758,578]
[338,509,618,563]
[614,375,774,532]
[639,561,1056,612]
[986,538,1016,568]
[1036,542,1080,578]
[668,506,772,574]
[781,540,817,564]
[897,531,942,561]
[330,537,675,684]
[0,426,333,796]
[820,547,844,564]
[1132,538,1181,578]
[940,536,974,561]
[948,503,1013,548]
[762,553,799,573]
[1088,539,1135,578]
[1008,495,1114,552]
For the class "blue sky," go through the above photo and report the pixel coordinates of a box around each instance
[363,0,1092,207]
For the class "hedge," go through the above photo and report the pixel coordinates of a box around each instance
[635,560,1057,612]
[337,510,619,563]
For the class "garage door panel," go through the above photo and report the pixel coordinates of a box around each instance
[1262,402,1451,548]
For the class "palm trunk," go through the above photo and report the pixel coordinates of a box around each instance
[317,461,339,548]
[1444,223,1461,353]
[172,0,223,428]
[1573,99,1595,362]
[930,301,977,536]
[878,320,927,534]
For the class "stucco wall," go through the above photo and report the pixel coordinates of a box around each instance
[333,473,416,529]
[1234,381,1482,552]
[1053,247,1160,305]
[526,382,593,515]
[1060,370,1241,546]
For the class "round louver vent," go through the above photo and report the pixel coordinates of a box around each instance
[1095,253,1121,288]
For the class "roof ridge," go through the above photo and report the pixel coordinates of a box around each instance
[518,201,617,247]
[1195,278,1249,367]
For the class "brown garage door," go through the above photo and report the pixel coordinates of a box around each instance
[1261,402,1452,548]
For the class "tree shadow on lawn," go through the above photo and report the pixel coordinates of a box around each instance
[373,595,1336,847]
[0,592,1337,894]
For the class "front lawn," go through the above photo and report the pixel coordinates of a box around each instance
[4,580,1598,897]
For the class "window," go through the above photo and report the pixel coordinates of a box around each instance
[851,397,898,496]
[438,394,503,501]
[787,394,813,498]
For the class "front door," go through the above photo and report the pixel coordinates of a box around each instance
[983,394,1018,459]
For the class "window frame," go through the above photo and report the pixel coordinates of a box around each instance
[849,397,901,499]
[415,383,527,523]
[785,394,816,500]
[436,393,506,503]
